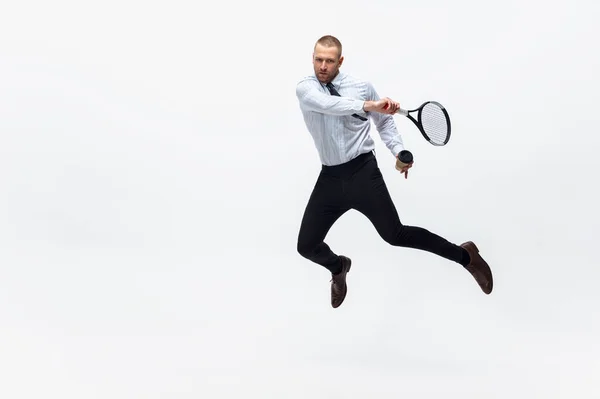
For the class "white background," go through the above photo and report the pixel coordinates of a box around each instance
[1,0,599,398]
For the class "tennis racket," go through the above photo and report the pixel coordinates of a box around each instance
[386,101,451,146]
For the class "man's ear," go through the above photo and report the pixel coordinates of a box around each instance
[338,55,344,67]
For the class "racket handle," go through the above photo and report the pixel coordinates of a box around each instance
[383,103,408,116]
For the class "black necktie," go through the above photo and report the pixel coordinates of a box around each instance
[326,82,368,121]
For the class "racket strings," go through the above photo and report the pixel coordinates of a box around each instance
[420,103,449,145]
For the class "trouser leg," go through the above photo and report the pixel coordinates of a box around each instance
[297,171,350,274]
[351,157,466,264]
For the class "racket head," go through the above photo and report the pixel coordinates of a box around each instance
[416,101,451,146]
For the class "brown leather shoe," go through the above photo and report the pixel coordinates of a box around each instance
[461,241,493,294]
[331,255,352,308]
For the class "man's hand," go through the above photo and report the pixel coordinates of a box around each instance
[395,156,414,179]
[398,162,413,179]
[364,97,400,114]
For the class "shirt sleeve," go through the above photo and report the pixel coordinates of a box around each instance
[296,78,365,116]
[366,82,405,157]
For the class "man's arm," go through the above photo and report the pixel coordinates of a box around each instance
[296,79,366,116]
[366,82,406,157]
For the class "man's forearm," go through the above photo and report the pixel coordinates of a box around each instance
[373,113,405,156]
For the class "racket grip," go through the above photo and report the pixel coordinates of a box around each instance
[395,150,413,170]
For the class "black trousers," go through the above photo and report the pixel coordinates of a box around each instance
[297,151,465,274]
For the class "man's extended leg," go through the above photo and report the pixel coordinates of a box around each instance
[350,156,493,294]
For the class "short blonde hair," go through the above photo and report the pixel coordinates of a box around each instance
[315,35,342,58]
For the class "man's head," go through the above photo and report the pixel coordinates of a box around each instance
[312,35,343,84]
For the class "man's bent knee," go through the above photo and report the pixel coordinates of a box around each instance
[297,240,315,259]
[379,225,408,247]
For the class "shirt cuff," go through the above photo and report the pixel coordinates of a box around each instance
[355,100,366,114]
[392,144,405,157]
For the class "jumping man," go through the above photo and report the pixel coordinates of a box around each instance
[295,35,493,308]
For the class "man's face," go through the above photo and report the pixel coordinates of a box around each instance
[312,43,343,83]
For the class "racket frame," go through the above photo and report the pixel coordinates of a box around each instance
[396,101,451,146]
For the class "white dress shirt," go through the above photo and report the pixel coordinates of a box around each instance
[296,71,405,166]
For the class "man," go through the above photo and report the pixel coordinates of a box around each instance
[295,35,493,308]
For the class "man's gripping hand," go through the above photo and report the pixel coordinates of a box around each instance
[364,97,399,114]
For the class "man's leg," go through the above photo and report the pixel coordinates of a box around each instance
[350,157,493,293]
[351,158,466,263]
[297,171,349,274]
[297,171,353,307]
